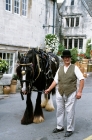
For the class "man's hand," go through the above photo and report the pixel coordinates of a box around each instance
[44,89,50,94]
[76,91,82,99]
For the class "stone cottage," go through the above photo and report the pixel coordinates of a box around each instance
[56,0,92,53]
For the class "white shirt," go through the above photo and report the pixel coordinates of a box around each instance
[54,64,84,84]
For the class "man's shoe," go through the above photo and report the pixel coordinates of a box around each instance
[52,128,64,133]
[64,131,73,137]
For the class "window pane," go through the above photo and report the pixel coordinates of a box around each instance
[79,38,83,49]
[7,53,10,59]
[6,4,8,10]
[17,2,19,7]
[9,0,11,4]
[69,39,72,49]
[71,0,74,5]
[76,17,79,26]
[6,0,8,3]
[3,53,6,59]
[64,39,67,49]
[0,53,2,58]
[71,18,74,27]
[10,54,13,59]
[74,39,78,48]
[66,18,69,27]
[9,5,11,11]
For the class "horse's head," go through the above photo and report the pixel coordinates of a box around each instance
[16,51,35,94]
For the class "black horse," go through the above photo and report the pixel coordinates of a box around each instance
[16,48,59,125]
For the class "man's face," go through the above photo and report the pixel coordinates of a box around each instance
[63,57,71,65]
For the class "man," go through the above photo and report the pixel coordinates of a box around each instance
[45,50,84,137]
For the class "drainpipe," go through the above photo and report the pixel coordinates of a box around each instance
[53,0,56,34]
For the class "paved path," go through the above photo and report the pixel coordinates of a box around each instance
[0,74,92,140]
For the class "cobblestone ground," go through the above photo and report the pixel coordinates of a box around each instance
[0,74,92,140]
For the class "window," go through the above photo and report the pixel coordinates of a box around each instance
[22,0,27,16]
[66,17,79,27]
[5,0,28,16]
[71,0,74,5]
[14,0,19,14]
[6,0,11,11]
[0,52,14,74]
[63,38,83,50]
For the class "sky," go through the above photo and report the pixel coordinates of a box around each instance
[57,0,64,3]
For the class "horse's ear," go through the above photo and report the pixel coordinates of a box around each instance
[18,52,21,60]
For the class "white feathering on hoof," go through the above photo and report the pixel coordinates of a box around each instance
[41,94,48,108]
[45,93,55,111]
[45,99,55,111]
[33,116,44,123]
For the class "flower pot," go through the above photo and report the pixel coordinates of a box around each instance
[10,80,17,93]
[87,64,92,72]
[3,86,11,94]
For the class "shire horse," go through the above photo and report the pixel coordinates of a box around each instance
[16,48,59,125]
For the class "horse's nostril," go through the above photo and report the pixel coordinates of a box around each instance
[21,70,25,75]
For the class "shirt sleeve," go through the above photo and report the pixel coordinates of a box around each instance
[54,68,59,84]
[74,65,84,80]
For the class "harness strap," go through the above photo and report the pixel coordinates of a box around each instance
[34,54,41,81]
[19,63,32,66]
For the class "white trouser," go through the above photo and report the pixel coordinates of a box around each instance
[56,90,77,131]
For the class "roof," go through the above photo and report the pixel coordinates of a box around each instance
[82,0,92,16]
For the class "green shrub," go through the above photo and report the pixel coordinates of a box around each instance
[57,43,65,56]
[70,48,78,64]
[85,39,91,59]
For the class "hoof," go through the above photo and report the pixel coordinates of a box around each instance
[33,116,44,123]
[45,106,55,111]
[45,100,55,111]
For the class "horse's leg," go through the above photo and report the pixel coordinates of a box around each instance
[33,92,44,123]
[41,93,48,108]
[21,92,33,125]
[45,93,55,111]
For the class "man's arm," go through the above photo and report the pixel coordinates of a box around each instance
[44,80,57,94]
[76,79,84,99]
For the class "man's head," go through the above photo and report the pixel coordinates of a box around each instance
[61,50,71,58]
[61,50,71,66]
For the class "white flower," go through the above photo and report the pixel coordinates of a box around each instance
[45,34,59,54]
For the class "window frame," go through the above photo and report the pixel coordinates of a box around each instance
[63,38,83,50]
[65,17,79,27]
[14,0,20,15]
[22,0,27,16]
[5,0,28,17]
[5,0,12,12]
